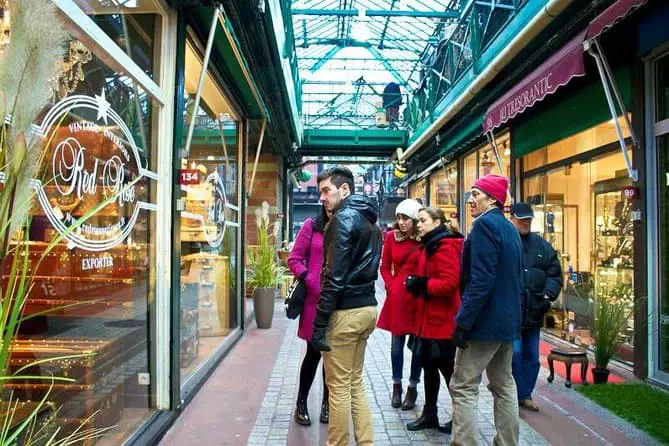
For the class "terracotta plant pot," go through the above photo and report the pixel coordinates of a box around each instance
[278,250,290,263]
[253,287,276,329]
[592,367,610,384]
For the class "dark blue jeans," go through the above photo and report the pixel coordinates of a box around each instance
[391,335,421,387]
[512,328,541,401]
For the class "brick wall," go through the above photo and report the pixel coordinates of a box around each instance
[245,153,282,247]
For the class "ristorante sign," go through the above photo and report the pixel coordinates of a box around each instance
[29,89,157,251]
[483,31,587,134]
[492,74,554,127]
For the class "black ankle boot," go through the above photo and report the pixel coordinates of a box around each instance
[438,420,453,434]
[294,394,311,426]
[401,386,417,410]
[407,409,439,431]
[319,395,329,424]
[391,383,402,408]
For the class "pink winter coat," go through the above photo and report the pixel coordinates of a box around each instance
[287,218,324,341]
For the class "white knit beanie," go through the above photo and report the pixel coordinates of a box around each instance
[395,199,422,220]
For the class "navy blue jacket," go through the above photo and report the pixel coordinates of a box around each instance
[457,207,523,342]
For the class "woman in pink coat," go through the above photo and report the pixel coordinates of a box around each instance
[287,207,330,427]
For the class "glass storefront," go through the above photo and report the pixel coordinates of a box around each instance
[177,38,241,382]
[428,162,458,227]
[521,120,635,364]
[408,178,427,205]
[0,6,164,444]
[462,132,511,233]
[655,53,669,374]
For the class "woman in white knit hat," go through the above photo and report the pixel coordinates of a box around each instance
[377,198,423,410]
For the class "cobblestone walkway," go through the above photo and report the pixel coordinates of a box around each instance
[247,292,548,445]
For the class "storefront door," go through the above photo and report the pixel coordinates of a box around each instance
[176,34,242,389]
[653,52,669,379]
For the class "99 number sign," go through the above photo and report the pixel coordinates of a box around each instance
[180,169,201,185]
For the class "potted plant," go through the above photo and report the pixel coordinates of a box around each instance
[247,202,284,329]
[591,284,633,384]
[277,240,291,265]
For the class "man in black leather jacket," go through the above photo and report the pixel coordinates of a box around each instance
[510,202,562,412]
[311,167,382,446]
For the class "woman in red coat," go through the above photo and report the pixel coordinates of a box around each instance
[377,199,423,410]
[404,207,463,434]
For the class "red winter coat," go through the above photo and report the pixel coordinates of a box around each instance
[377,231,420,335]
[413,232,464,340]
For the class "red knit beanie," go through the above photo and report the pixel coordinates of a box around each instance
[472,174,509,205]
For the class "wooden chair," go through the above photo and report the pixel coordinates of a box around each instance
[546,346,589,388]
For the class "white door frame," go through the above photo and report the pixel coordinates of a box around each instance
[53,0,177,410]
[645,49,669,385]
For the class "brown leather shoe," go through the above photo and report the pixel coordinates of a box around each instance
[401,386,417,410]
[519,398,539,412]
[391,383,402,408]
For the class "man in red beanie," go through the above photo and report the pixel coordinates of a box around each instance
[449,174,523,446]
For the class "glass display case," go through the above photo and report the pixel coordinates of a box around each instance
[593,177,635,362]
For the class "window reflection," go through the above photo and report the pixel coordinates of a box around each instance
[179,39,240,381]
[1,32,157,445]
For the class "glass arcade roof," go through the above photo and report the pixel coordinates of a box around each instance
[291,0,461,130]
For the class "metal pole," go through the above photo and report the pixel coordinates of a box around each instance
[248,119,267,198]
[593,38,638,148]
[217,114,232,179]
[486,131,504,175]
[183,6,220,158]
[587,43,638,182]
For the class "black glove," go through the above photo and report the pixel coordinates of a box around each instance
[311,328,331,352]
[452,325,468,349]
[405,275,428,298]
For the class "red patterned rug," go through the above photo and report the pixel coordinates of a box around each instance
[539,341,625,384]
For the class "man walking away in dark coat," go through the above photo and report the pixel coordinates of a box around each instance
[311,167,383,446]
[510,202,562,412]
[449,174,522,446]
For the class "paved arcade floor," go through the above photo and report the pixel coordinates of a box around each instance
[160,285,660,446]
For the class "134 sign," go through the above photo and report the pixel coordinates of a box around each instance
[180,169,201,185]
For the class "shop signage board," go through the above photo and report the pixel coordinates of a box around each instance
[483,31,587,134]
[180,169,202,185]
[622,186,639,200]
[180,170,229,248]
[202,172,227,248]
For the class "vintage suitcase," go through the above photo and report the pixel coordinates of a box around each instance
[0,242,141,319]
[5,323,147,444]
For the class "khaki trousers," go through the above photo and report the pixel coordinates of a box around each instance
[449,341,519,446]
[322,306,377,446]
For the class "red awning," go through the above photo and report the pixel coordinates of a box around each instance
[483,30,586,134]
[586,0,647,40]
[483,0,648,134]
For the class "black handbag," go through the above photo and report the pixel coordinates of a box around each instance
[284,278,307,319]
[284,218,315,319]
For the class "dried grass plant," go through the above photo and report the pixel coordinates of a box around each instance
[0,1,130,443]
[0,0,68,246]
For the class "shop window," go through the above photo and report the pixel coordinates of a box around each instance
[72,0,164,79]
[462,132,511,233]
[524,116,631,171]
[409,178,427,206]
[655,53,669,374]
[178,39,240,383]
[523,149,635,364]
[1,28,159,445]
[429,162,458,226]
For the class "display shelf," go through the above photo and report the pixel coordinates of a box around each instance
[593,176,635,355]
